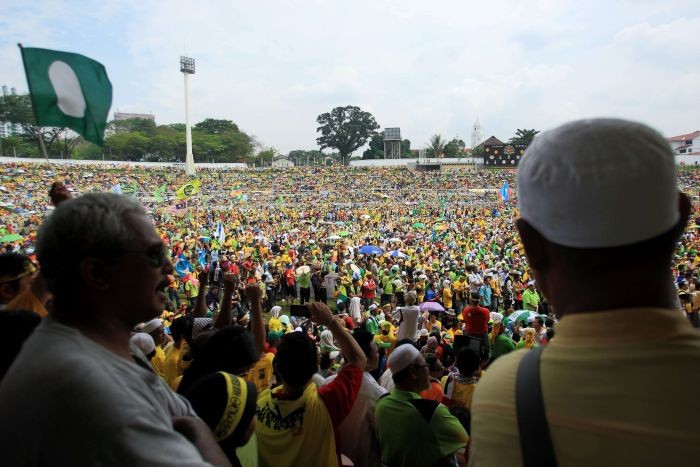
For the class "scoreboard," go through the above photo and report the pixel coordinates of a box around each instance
[483,144,527,167]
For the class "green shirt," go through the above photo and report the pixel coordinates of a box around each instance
[491,334,516,359]
[382,273,396,295]
[376,389,468,467]
[297,272,311,288]
[522,289,540,311]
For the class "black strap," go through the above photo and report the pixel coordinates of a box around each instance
[516,347,557,467]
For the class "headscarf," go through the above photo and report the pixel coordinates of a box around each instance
[279,315,291,331]
[270,306,281,319]
[421,336,438,355]
[320,329,340,354]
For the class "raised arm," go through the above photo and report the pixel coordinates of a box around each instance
[244,283,265,357]
[192,270,209,318]
[215,273,237,329]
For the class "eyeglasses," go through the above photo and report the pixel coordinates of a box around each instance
[113,243,170,268]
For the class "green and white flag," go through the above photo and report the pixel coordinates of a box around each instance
[20,46,112,145]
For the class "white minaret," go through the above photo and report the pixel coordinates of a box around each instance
[471,117,483,149]
[180,56,196,175]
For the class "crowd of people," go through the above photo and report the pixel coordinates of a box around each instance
[1,118,700,466]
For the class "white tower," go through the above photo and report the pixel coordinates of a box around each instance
[180,56,196,175]
[471,118,483,149]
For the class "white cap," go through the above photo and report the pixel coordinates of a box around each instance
[517,119,679,248]
[130,333,155,355]
[388,344,421,374]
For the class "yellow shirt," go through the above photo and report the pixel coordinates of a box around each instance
[470,308,700,467]
[268,317,283,333]
[442,287,453,309]
[150,345,166,378]
[162,344,182,386]
[245,352,274,393]
[256,383,338,467]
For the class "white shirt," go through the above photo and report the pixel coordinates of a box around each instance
[0,316,210,466]
[379,368,395,392]
[326,371,387,467]
[393,305,420,342]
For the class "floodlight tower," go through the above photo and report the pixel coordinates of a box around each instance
[180,56,196,175]
[384,127,401,159]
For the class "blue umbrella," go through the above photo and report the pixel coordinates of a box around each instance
[359,245,383,255]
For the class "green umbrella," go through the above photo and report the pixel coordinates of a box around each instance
[0,233,23,243]
[338,231,350,237]
[412,222,425,229]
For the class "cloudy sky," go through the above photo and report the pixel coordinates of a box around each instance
[1,0,699,154]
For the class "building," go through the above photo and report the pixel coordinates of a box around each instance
[0,85,23,138]
[667,131,700,155]
[113,112,155,122]
[271,156,294,168]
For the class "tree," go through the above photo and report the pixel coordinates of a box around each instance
[194,119,239,135]
[401,139,412,158]
[109,118,156,136]
[316,105,380,165]
[508,129,539,146]
[426,134,447,158]
[0,93,80,158]
[443,138,466,158]
[362,132,385,159]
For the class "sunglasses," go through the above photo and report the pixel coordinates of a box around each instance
[109,243,170,268]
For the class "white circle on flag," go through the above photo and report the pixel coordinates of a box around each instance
[48,61,86,118]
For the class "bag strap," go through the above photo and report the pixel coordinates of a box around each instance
[515,347,557,467]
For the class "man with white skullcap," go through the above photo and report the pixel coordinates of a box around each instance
[470,119,700,466]
[376,342,468,467]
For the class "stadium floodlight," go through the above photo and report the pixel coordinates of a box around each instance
[180,56,196,175]
[180,56,195,74]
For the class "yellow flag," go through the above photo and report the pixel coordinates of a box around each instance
[176,180,201,200]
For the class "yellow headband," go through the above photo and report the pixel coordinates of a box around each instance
[214,372,248,442]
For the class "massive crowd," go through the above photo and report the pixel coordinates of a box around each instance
[1,118,700,467]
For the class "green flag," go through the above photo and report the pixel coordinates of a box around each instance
[20,46,112,145]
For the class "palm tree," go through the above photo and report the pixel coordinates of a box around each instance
[508,129,540,146]
[426,134,447,158]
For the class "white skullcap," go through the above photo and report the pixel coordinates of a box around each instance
[517,118,679,248]
[139,318,163,334]
[130,333,155,356]
[388,344,421,374]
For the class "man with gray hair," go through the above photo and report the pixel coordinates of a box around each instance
[0,193,230,466]
[470,119,700,466]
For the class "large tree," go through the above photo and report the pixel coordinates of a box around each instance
[316,105,379,165]
[508,129,539,146]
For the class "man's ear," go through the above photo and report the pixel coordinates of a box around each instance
[515,218,549,273]
[79,258,111,291]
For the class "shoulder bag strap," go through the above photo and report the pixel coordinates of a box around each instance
[515,346,557,467]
